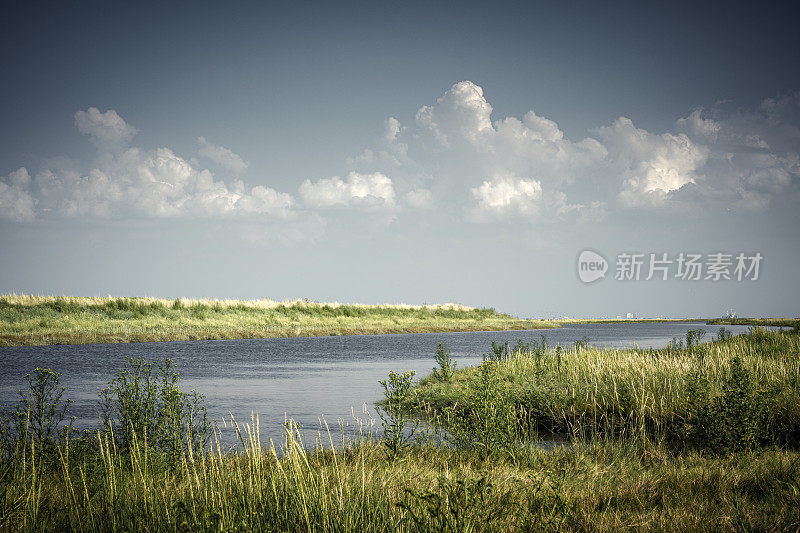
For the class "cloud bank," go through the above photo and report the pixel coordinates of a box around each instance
[2,84,799,235]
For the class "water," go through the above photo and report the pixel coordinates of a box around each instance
[0,322,756,445]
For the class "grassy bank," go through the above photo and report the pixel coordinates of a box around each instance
[410,328,800,447]
[707,317,800,328]
[0,295,556,347]
[1,328,798,530]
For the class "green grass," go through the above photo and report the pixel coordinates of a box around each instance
[1,418,798,531]
[1,328,798,531]
[707,317,800,328]
[410,329,800,448]
[0,295,556,347]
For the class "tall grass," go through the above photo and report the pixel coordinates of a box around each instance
[1,328,798,530]
[2,416,799,531]
[0,294,556,347]
[411,328,800,449]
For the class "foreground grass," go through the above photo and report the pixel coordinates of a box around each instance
[0,295,556,347]
[2,328,798,531]
[1,425,798,532]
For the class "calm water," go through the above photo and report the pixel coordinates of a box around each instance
[0,322,757,445]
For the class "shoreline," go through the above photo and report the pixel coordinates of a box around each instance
[0,320,557,347]
[0,294,558,347]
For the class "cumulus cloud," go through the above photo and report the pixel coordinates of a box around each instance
[350,81,607,223]
[469,174,584,222]
[663,96,800,211]
[471,175,542,214]
[299,172,395,208]
[2,110,294,223]
[415,81,494,146]
[404,188,433,209]
[74,108,138,148]
[4,84,799,232]
[676,109,721,142]
[594,117,709,205]
[197,136,249,173]
[0,168,37,222]
[348,82,797,217]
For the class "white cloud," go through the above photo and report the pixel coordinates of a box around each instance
[0,168,37,222]
[197,136,249,173]
[299,172,395,208]
[350,81,607,223]
[471,175,543,215]
[74,108,138,148]
[350,83,796,218]
[593,117,709,205]
[469,173,585,222]
[676,109,721,142]
[404,188,433,209]
[2,128,294,222]
[5,85,799,233]
[415,81,494,147]
[472,176,541,210]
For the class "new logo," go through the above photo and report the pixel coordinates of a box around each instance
[577,249,608,283]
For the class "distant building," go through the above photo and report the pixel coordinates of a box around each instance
[626,312,636,319]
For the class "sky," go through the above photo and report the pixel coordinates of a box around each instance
[1,0,799,319]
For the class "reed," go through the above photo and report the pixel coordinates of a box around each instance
[1,414,798,531]
[411,328,800,449]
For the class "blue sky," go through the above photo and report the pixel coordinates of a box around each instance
[1,0,798,318]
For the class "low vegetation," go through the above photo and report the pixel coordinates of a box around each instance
[1,328,798,531]
[707,317,800,328]
[410,328,800,450]
[0,294,556,347]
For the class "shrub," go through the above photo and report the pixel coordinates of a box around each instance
[0,368,74,453]
[377,370,417,459]
[485,341,509,362]
[685,329,706,349]
[432,343,456,382]
[98,357,210,460]
[684,356,775,452]
[444,361,516,458]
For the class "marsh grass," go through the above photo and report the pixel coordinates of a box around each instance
[0,295,555,347]
[411,328,800,450]
[1,414,799,531]
[1,328,799,531]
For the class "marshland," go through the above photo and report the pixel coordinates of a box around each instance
[1,320,799,531]
[0,295,555,347]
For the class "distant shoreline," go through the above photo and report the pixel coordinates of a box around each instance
[0,295,557,347]
[2,295,794,347]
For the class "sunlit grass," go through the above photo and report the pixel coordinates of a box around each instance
[411,328,800,446]
[0,294,557,346]
[1,328,799,530]
[2,416,799,531]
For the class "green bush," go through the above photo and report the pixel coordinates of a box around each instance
[0,368,74,454]
[98,357,210,459]
[432,343,457,382]
[685,356,775,452]
[444,361,516,459]
[377,370,417,460]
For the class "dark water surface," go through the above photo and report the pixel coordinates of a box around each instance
[0,322,756,445]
